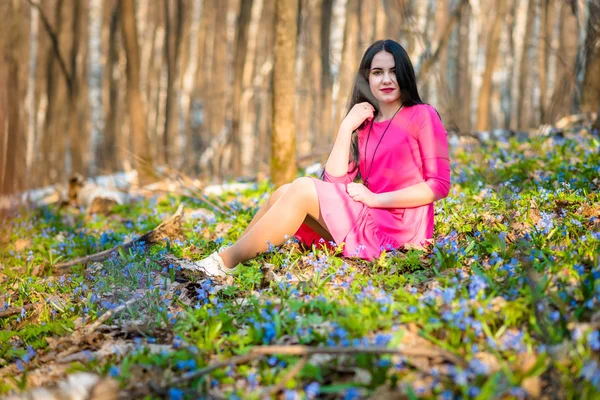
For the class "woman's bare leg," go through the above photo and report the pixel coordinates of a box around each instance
[219,177,331,268]
[237,182,332,241]
[238,184,291,239]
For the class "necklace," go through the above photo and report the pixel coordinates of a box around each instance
[362,105,403,188]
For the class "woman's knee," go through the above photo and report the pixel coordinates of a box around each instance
[289,177,317,202]
[269,183,291,205]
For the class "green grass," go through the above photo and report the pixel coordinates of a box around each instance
[0,130,599,399]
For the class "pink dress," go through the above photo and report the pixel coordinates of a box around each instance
[294,104,451,260]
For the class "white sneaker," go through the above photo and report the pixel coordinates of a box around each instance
[217,244,231,253]
[186,252,236,278]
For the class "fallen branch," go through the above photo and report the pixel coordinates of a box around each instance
[169,344,465,386]
[266,355,308,396]
[0,303,36,318]
[51,204,185,274]
[83,296,142,335]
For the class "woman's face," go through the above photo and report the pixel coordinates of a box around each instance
[368,51,401,107]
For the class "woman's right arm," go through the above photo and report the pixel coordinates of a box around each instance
[323,102,374,182]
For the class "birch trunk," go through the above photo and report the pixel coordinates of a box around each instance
[87,0,104,176]
[26,4,39,175]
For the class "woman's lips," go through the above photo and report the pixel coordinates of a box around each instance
[381,88,395,93]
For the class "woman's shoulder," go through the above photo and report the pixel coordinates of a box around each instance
[405,103,440,130]
[407,103,438,118]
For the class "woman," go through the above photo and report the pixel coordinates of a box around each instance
[189,39,451,277]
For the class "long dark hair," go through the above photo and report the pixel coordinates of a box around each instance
[347,40,423,177]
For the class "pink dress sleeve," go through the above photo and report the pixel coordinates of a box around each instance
[323,161,358,184]
[416,105,451,199]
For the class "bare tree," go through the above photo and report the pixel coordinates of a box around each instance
[335,0,359,129]
[231,0,254,176]
[163,0,184,166]
[547,1,578,122]
[119,0,154,185]
[538,0,551,123]
[516,0,536,129]
[272,0,299,187]
[582,0,600,114]
[320,0,334,145]
[476,0,507,131]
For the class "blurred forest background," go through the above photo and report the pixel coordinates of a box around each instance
[0,0,599,199]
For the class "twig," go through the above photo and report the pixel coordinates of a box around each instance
[51,204,184,273]
[83,296,141,334]
[167,167,235,215]
[170,344,466,385]
[0,303,36,318]
[267,355,308,396]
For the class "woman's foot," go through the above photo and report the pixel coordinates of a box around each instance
[163,252,236,280]
[186,252,236,278]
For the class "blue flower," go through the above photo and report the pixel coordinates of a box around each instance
[168,388,184,400]
[587,330,600,351]
[468,358,488,375]
[305,382,320,399]
[343,387,360,400]
[442,287,456,304]
[109,366,120,377]
[468,275,487,299]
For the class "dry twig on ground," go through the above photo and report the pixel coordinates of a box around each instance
[51,204,185,274]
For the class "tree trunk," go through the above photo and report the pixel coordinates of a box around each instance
[179,0,201,173]
[119,0,153,185]
[335,0,359,129]
[208,0,229,179]
[320,0,333,145]
[26,3,39,176]
[240,0,264,174]
[454,0,471,133]
[102,4,120,173]
[1,0,23,194]
[476,0,507,131]
[538,0,551,123]
[87,0,104,177]
[582,0,600,114]
[67,0,84,176]
[516,0,535,129]
[231,0,254,176]
[163,0,184,166]
[546,1,578,122]
[271,0,298,187]
[417,0,467,83]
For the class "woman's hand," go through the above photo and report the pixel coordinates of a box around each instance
[340,102,375,132]
[346,182,378,207]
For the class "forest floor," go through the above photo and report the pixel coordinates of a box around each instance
[1,127,600,400]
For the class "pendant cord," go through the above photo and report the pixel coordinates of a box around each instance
[363,105,403,188]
